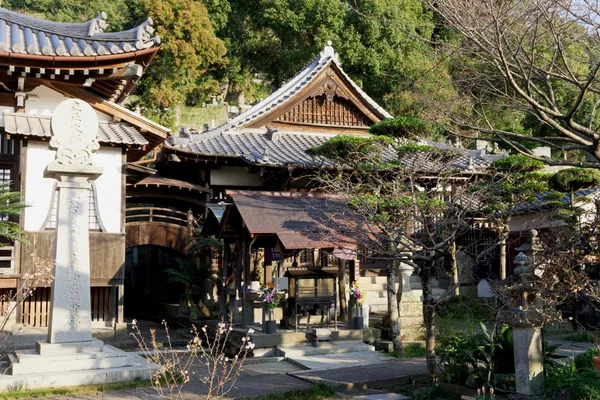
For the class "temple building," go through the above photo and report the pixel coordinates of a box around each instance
[0,8,171,329]
[158,42,505,329]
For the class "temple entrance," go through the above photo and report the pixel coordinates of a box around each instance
[124,245,186,320]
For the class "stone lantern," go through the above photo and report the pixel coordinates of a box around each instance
[501,249,545,399]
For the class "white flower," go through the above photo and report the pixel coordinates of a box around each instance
[202,326,207,332]
[132,319,138,327]
[248,328,255,334]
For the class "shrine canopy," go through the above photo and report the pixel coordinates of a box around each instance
[217,190,359,252]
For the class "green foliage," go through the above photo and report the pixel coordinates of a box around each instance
[369,116,427,140]
[489,154,545,173]
[436,325,481,385]
[574,347,600,371]
[0,184,25,244]
[220,0,437,115]
[165,258,213,298]
[436,295,496,322]
[549,168,600,194]
[390,343,426,359]
[545,362,600,400]
[411,385,458,400]
[136,0,227,127]
[306,135,390,161]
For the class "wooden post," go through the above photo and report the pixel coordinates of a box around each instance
[219,239,230,318]
[451,242,459,296]
[500,236,507,280]
[117,284,124,324]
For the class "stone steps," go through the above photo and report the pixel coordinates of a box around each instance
[8,347,130,375]
[278,340,375,357]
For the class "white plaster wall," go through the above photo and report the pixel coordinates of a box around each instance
[0,105,14,127]
[211,166,264,187]
[24,85,111,121]
[24,142,122,233]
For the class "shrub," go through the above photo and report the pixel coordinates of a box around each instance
[489,154,545,173]
[546,362,600,400]
[369,116,427,139]
[574,347,600,371]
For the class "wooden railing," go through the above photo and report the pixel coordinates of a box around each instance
[126,206,190,227]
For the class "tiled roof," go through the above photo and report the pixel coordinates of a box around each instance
[0,7,160,57]
[226,190,357,249]
[168,42,391,143]
[167,127,504,170]
[512,186,600,214]
[4,112,148,146]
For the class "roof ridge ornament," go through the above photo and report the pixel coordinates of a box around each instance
[320,40,338,61]
[88,12,108,36]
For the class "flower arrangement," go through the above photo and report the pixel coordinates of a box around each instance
[350,281,366,306]
[260,283,281,309]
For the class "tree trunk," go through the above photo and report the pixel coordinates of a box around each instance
[387,264,403,356]
[420,264,437,378]
[339,260,348,321]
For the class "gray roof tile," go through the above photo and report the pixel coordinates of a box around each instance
[3,112,149,146]
[0,7,160,57]
[167,128,501,170]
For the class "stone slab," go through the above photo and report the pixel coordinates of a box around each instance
[10,347,129,375]
[0,353,154,391]
[36,339,104,356]
[289,359,428,391]
[351,393,410,400]
[279,340,374,357]
[287,351,391,371]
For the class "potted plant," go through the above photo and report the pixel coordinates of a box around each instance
[260,283,281,334]
[350,281,366,329]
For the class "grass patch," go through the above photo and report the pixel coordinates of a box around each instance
[390,343,427,359]
[0,378,150,399]
[246,383,336,400]
[564,331,597,343]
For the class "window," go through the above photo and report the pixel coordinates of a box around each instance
[46,187,101,231]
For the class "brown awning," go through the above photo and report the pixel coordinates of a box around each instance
[284,266,340,278]
[226,190,357,250]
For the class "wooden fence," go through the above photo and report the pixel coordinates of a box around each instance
[21,287,113,327]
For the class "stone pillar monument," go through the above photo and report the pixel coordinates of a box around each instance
[44,99,103,346]
[398,262,423,340]
[0,99,153,390]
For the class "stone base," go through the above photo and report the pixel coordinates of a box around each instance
[36,338,104,356]
[0,341,156,391]
[305,328,332,348]
[399,299,423,340]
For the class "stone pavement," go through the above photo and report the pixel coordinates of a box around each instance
[547,339,596,358]
[288,351,391,371]
[28,360,312,400]
[289,358,429,391]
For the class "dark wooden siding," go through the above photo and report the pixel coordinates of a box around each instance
[276,95,372,127]
[125,222,190,254]
[20,231,126,285]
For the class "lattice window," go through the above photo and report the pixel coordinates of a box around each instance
[46,188,101,231]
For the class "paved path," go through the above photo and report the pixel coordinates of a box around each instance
[547,339,596,358]
[288,351,391,371]
[289,358,428,391]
